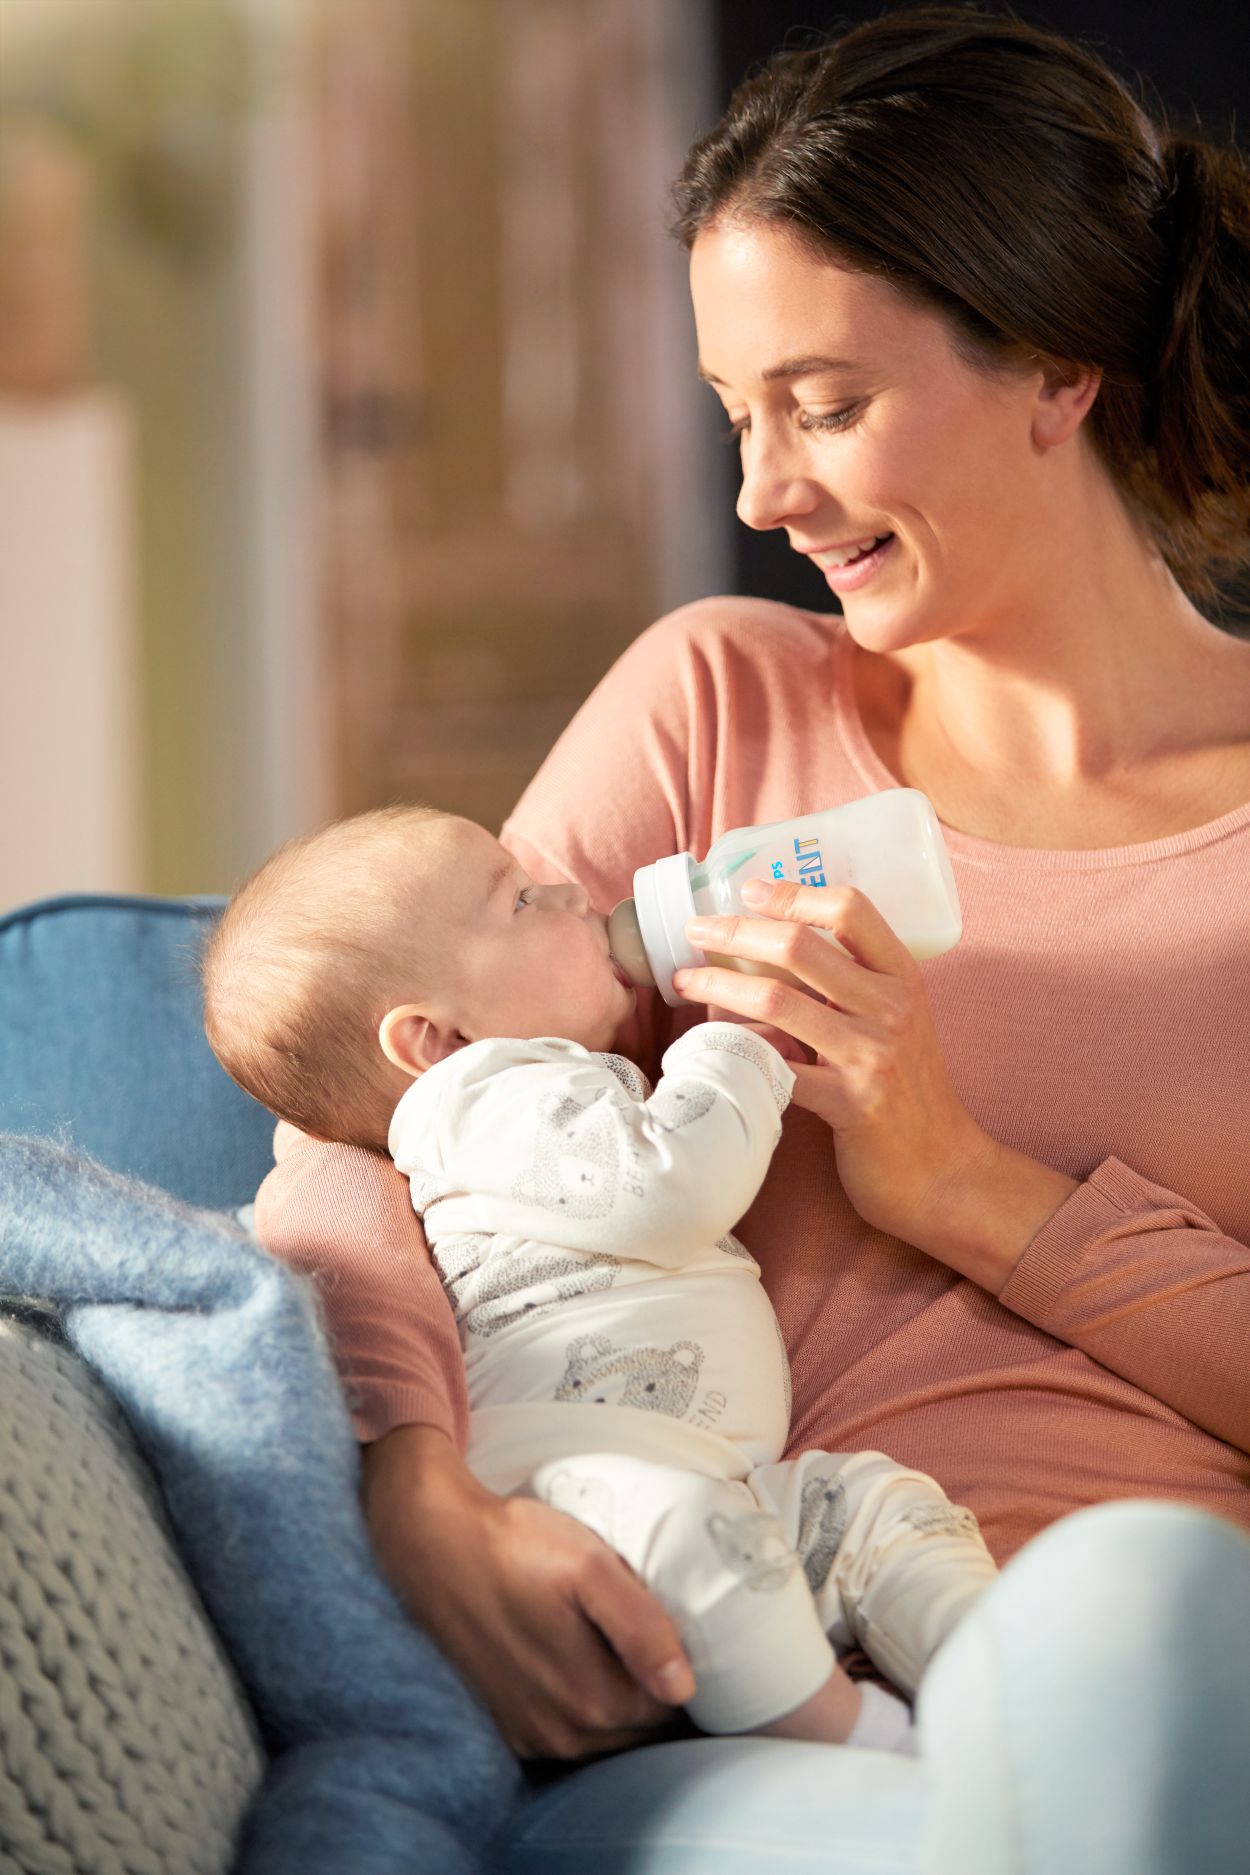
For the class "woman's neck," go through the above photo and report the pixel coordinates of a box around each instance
[852,524,1250,846]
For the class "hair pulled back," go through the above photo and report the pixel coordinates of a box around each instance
[672,4,1250,608]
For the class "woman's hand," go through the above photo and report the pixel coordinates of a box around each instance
[361,1424,695,1761]
[677,878,996,1255]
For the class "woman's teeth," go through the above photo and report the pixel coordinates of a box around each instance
[817,533,892,569]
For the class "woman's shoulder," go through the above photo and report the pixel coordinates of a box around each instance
[633,593,842,675]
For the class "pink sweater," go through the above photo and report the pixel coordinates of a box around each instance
[255,599,1250,1565]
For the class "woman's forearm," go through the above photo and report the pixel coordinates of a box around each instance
[921,1143,1250,1453]
[360,1424,490,1599]
[909,1130,1080,1292]
[997,1157,1250,1452]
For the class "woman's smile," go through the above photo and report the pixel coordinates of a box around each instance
[809,533,898,593]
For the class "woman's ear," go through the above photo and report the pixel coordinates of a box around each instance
[378,1003,467,1076]
[1032,360,1102,448]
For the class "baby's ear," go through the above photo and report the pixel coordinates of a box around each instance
[378,1003,463,1076]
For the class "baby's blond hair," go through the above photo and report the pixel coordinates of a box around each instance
[202,803,448,1150]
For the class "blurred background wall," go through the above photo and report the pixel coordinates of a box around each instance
[0,0,1245,909]
[0,0,725,904]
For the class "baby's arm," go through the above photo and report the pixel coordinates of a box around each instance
[399,1024,793,1267]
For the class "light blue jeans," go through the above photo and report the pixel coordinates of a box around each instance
[496,1500,1250,1874]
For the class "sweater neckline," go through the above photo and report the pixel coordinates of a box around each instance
[830,616,1250,871]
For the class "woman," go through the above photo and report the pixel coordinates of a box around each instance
[256,8,1250,1869]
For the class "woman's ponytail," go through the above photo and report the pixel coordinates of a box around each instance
[1138,135,1250,602]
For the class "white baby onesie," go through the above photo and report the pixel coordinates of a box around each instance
[390,1022,996,1732]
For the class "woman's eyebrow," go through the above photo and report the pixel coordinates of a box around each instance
[698,353,868,386]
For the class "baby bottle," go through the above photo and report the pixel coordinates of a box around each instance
[608,789,962,1006]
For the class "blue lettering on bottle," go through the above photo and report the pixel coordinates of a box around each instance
[794,835,827,888]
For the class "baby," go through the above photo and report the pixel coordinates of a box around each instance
[203,802,998,1753]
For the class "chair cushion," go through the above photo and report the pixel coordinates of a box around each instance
[0,1314,264,1874]
[0,895,276,1211]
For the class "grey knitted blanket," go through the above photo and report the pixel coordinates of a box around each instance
[0,1133,520,1874]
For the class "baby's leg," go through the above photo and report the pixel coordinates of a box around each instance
[748,1448,999,1698]
[526,1452,856,1739]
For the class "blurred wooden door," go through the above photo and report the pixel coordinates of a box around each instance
[309,0,712,831]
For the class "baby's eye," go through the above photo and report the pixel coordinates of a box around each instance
[514,886,536,912]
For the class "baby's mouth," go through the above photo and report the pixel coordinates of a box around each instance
[608,955,634,990]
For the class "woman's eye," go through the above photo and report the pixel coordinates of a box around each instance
[798,404,861,434]
[722,403,861,444]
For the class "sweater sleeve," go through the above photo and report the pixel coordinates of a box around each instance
[998,1156,1250,1453]
[252,1121,470,1448]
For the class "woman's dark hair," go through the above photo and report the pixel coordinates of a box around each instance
[672,3,1250,609]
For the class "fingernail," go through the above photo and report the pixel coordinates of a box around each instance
[671,970,691,991]
[685,919,712,940]
[656,1659,696,1702]
[740,878,769,905]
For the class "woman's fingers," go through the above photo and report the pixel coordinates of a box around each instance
[362,1429,685,1761]
[574,1545,696,1710]
[685,883,917,1011]
[741,879,912,966]
[510,1585,679,1758]
[678,961,849,1055]
[503,1539,690,1758]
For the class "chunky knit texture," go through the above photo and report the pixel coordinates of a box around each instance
[256,600,1250,1564]
[0,1314,263,1875]
[0,1134,520,1875]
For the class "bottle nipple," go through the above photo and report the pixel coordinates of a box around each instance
[607,897,656,988]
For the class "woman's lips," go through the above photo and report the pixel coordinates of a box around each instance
[811,533,897,594]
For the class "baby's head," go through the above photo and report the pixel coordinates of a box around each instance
[202,804,634,1152]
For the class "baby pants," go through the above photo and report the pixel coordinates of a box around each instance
[525,1445,999,1734]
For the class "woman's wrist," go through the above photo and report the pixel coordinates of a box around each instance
[360,1422,492,1579]
[912,1130,1080,1292]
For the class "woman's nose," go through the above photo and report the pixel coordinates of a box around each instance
[735,434,818,534]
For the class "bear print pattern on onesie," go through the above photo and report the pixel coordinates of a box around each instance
[796,1474,849,1593]
[646,1079,718,1134]
[511,1047,741,1225]
[466,1244,621,1339]
[513,1086,622,1219]
[555,1332,704,1417]
[687,1027,794,1113]
[904,1502,983,1542]
[592,1053,651,1101]
[429,1234,489,1314]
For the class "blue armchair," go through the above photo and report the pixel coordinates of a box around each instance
[0,893,925,1875]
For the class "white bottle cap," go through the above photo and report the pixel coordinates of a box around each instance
[632,852,698,1005]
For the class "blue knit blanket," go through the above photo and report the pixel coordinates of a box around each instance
[0,1133,522,1874]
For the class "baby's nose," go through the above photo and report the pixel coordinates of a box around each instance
[543,880,589,919]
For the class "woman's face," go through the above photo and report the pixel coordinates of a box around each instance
[689,219,1073,653]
